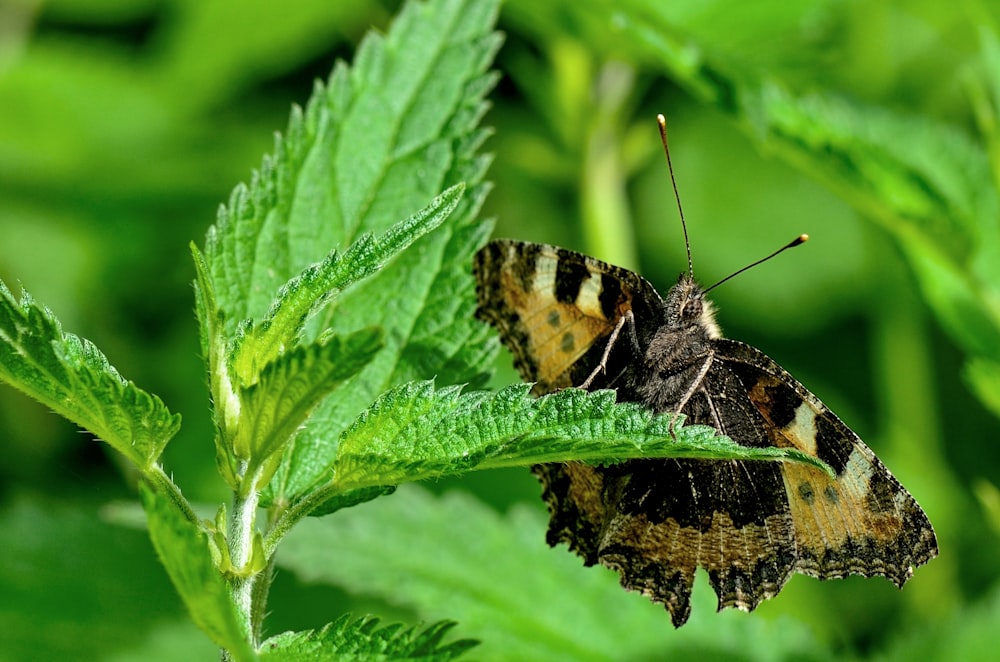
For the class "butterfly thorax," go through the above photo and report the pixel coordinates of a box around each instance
[624,275,722,413]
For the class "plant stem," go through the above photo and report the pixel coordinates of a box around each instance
[250,554,276,642]
[229,464,263,646]
[262,483,336,554]
[146,465,201,525]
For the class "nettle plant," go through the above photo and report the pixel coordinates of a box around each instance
[0,0,823,659]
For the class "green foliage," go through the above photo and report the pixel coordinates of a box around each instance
[3,0,1000,660]
[0,0,839,659]
[0,495,215,660]
[881,583,1000,662]
[279,485,833,662]
[0,279,180,470]
[139,482,254,660]
[260,616,476,661]
[199,185,466,495]
[506,0,1000,404]
[234,328,383,485]
[330,381,829,493]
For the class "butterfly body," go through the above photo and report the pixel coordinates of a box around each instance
[473,239,937,627]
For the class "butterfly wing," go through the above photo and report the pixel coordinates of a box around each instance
[547,344,799,626]
[474,239,667,599]
[571,339,937,626]
[712,339,938,584]
[473,240,937,628]
[473,240,662,393]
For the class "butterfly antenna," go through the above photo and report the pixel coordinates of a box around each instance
[704,234,809,293]
[657,114,693,279]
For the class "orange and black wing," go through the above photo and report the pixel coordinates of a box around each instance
[712,338,938,585]
[473,239,662,394]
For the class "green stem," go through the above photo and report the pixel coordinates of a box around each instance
[146,465,200,525]
[230,493,258,618]
[263,483,340,554]
[249,554,276,643]
[227,463,265,650]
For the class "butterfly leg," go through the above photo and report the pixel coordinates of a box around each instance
[667,352,715,433]
[579,310,638,389]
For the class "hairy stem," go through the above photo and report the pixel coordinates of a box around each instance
[263,483,338,554]
[227,462,265,652]
[147,465,200,522]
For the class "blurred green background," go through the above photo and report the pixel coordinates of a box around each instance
[2,0,999,659]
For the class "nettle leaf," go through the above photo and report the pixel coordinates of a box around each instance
[0,279,180,470]
[229,183,465,384]
[233,328,384,487]
[210,185,466,488]
[278,485,828,662]
[741,86,1000,360]
[197,0,501,507]
[304,485,398,519]
[139,483,253,661]
[259,616,476,661]
[326,381,829,494]
[202,0,499,337]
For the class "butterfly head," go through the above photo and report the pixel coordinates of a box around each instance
[663,274,721,340]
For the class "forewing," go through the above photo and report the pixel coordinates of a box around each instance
[473,240,661,393]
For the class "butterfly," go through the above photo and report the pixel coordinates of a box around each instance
[471,120,937,628]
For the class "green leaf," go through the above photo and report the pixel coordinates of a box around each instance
[230,183,465,385]
[202,0,498,339]
[192,241,223,374]
[189,0,502,508]
[233,328,384,489]
[307,485,398,519]
[326,381,830,493]
[277,485,829,661]
[737,85,1000,363]
[0,279,181,470]
[139,483,254,661]
[259,616,477,661]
